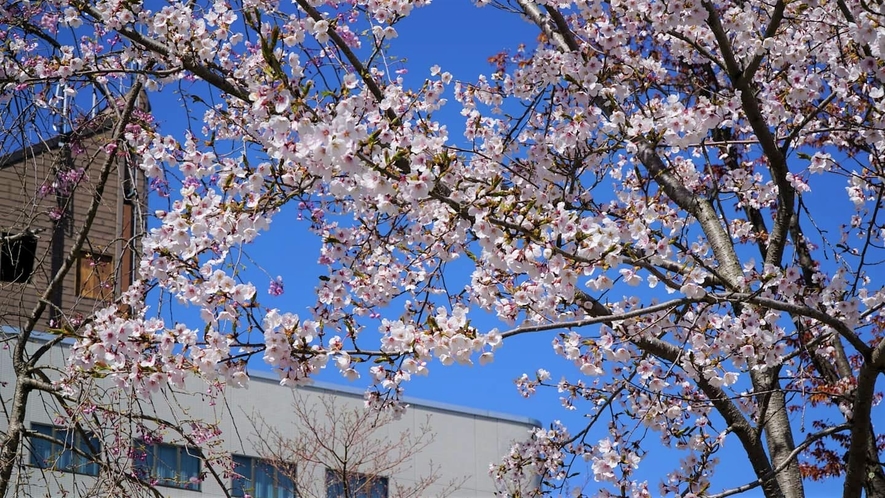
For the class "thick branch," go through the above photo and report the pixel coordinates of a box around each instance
[293,0,386,107]
[701,1,793,270]
[76,3,250,102]
[554,292,783,497]
[743,1,786,83]
[710,293,871,357]
[634,335,784,498]
[500,297,695,338]
[708,423,851,498]
[843,341,885,498]
[517,0,746,289]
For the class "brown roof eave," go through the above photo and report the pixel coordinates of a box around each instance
[0,114,115,169]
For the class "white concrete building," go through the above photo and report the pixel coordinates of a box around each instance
[1,336,539,498]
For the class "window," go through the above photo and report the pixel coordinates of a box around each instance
[77,252,114,300]
[0,232,37,283]
[232,455,295,498]
[325,469,388,498]
[29,423,100,475]
[133,441,201,491]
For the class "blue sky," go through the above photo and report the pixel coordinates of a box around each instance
[141,2,852,496]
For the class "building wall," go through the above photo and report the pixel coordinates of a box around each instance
[0,114,144,332]
[220,374,537,498]
[0,339,539,498]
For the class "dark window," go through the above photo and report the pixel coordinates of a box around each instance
[232,455,295,498]
[133,441,201,490]
[29,423,100,475]
[0,232,37,283]
[325,469,388,498]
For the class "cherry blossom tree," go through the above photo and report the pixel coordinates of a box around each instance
[2,0,885,497]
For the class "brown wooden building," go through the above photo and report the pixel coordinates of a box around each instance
[0,104,146,331]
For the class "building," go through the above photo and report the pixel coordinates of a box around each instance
[0,93,145,330]
[0,93,539,498]
[1,336,540,498]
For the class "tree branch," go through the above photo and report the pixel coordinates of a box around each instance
[500,297,695,339]
[701,1,793,270]
[708,423,851,498]
[843,340,885,498]
[517,0,747,289]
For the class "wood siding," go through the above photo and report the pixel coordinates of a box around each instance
[0,118,145,331]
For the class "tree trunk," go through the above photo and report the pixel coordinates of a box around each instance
[0,376,29,497]
[759,386,804,498]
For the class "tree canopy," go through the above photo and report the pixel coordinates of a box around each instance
[2,1,885,497]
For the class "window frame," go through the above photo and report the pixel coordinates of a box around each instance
[133,440,202,491]
[231,454,296,498]
[325,468,388,498]
[29,423,101,476]
[76,251,114,300]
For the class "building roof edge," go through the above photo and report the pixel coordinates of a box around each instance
[7,329,543,429]
[249,368,544,428]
